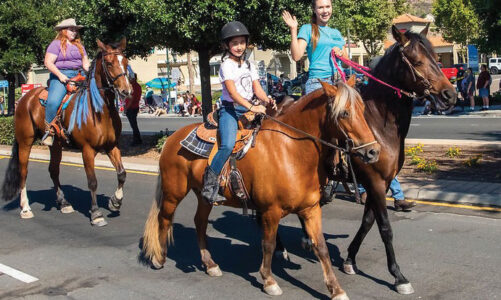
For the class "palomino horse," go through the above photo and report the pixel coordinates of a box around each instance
[2,38,132,226]
[142,79,380,299]
[290,25,457,295]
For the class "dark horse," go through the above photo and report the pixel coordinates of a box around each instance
[2,38,132,226]
[142,79,380,299]
[284,25,456,295]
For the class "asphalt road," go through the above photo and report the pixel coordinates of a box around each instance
[121,115,501,141]
[1,158,500,299]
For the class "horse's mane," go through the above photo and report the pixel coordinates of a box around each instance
[68,56,106,132]
[280,81,360,121]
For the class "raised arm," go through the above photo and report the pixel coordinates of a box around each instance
[282,11,307,62]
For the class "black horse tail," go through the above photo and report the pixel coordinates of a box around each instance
[2,140,21,201]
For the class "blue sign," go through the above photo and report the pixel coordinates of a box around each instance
[467,45,479,72]
[0,80,8,88]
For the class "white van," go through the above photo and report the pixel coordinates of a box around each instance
[489,57,501,74]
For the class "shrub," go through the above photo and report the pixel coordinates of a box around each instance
[0,116,15,145]
[416,159,438,174]
[154,130,170,152]
[446,146,461,158]
[410,155,425,165]
[464,155,482,167]
[405,143,424,157]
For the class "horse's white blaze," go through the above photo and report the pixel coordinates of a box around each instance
[0,263,38,283]
[117,55,132,94]
[115,187,123,199]
[20,186,30,212]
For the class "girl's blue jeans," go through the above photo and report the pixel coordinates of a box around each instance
[305,77,334,95]
[209,102,248,175]
[45,69,79,124]
[358,177,404,200]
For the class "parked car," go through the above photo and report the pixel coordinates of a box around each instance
[438,62,458,81]
[489,57,501,74]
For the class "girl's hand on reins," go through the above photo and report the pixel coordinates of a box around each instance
[268,96,277,110]
[332,47,343,57]
[251,104,267,114]
[282,11,298,30]
[58,73,69,83]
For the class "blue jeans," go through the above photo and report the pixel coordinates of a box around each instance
[305,78,334,95]
[45,69,79,124]
[209,102,248,175]
[358,176,404,200]
[0,103,4,114]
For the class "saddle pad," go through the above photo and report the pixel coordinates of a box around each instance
[180,128,214,158]
[39,89,73,111]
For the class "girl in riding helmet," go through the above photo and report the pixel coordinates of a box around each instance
[282,0,349,94]
[42,18,90,146]
[201,21,276,205]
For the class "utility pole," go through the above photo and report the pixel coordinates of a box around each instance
[166,47,172,111]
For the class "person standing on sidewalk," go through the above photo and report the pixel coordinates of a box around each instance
[477,64,492,111]
[359,176,415,211]
[0,96,5,117]
[464,68,476,111]
[125,69,142,145]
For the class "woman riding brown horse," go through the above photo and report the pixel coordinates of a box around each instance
[285,25,457,295]
[142,78,380,299]
[2,38,132,227]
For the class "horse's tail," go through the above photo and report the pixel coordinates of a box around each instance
[142,174,173,265]
[2,140,21,201]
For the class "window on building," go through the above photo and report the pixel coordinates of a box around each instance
[210,63,220,76]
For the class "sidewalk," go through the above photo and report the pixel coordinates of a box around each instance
[1,140,500,209]
[412,104,501,117]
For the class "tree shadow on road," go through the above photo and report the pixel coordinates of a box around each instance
[2,185,118,220]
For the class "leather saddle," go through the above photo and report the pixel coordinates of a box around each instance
[39,72,87,142]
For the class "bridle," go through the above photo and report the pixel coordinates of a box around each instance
[398,40,434,99]
[99,50,130,100]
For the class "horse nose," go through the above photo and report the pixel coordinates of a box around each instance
[441,88,457,104]
[357,146,380,164]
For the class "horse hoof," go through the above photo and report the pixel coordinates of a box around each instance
[332,292,349,300]
[274,249,289,261]
[263,283,282,296]
[151,257,164,270]
[396,283,414,294]
[343,262,357,275]
[207,265,223,277]
[301,237,313,252]
[108,196,122,212]
[60,205,74,214]
[91,217,108,227]
[20,210,34,219]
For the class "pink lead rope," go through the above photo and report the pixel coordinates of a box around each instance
[331,49,413,98]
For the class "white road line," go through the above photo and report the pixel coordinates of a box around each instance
[410,124,421,126]
[0,263,39,283]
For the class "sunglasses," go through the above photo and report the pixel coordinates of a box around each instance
[66,27,79,32]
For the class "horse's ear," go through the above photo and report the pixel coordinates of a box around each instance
[420,23,430,36]
[320,80,337,98]
[118,37,127,51]
[96,39,107,52]
[347,75,356,87]
[391,25,408,46]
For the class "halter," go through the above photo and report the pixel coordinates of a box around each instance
[398,40,433,99]
[101,50,129,86]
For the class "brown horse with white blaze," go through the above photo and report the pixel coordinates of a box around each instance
[2,38,132,226]
[142,78,380,299]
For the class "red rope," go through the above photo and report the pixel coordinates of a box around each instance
[331,49,407,98]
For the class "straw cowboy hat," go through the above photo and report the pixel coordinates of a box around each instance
[54,18,84,31]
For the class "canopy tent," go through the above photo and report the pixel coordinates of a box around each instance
[145,77,177,89]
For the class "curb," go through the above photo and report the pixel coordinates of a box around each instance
[401,187,500,207]
[0,148,159,174]
[405,139,501,149]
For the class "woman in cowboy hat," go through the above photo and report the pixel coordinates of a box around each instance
[42,18,89,146]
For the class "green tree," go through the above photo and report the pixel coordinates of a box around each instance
[433,0,479,62]
[0,0,63,115]
[470,0,501,53]
[157,0,310,117]
[346,0,404,59]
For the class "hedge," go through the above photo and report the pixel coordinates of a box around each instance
[0,116,15,145]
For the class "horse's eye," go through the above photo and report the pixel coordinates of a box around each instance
[415,61,423,67]
[341,111,349,118]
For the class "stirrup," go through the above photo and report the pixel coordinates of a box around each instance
[42,121,54,146]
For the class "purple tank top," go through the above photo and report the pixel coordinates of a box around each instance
[46,40,87,70]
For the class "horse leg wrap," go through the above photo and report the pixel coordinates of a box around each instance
[108,194,123,212]
[90,209,107,227]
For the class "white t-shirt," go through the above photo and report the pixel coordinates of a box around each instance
[219,58,259,102]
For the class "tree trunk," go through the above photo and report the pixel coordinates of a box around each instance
[7,73,16,116]
[198,47,212,121]
[187,51,195,93]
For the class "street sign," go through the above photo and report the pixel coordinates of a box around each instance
[467,45,479,72]
[0,80,8,88]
